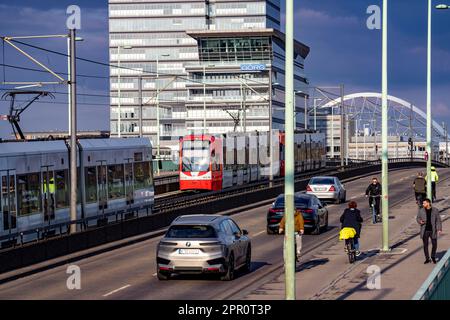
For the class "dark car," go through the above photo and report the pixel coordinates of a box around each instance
[266,193,329,235]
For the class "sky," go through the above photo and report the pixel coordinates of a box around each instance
[0,0,449,139]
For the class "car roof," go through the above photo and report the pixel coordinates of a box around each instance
[310,176,337,180]
[171,215,227,226]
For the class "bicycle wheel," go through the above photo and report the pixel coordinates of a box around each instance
[349,239,356,263]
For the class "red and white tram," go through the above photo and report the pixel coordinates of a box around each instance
[179,131,326,191]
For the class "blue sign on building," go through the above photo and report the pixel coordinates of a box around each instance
[240,64,266,71]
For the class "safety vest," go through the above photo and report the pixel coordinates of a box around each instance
[43,177,56,193]
[425,171,439,183]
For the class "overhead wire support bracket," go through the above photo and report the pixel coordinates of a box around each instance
[1,34,68,85]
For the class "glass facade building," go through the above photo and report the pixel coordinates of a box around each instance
[108,0,310,150]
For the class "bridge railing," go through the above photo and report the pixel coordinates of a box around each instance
[413,248,450,300]
[0,157,447,250]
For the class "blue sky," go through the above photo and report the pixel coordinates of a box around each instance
[0,0,449,139]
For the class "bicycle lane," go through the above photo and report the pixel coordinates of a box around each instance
[241,168,450,300]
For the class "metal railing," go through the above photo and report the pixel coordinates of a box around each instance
[0,203,154,250]
[413,248,450,300]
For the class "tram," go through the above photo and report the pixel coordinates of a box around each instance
[179,131,326,191]
[0,138,154,244]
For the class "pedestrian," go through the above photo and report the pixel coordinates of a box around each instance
[413,172,427,207]
[279,209,304,262]
[424,151,429,161]
[340,201,363,256]
[425,166,439,202]
[416,198,442,264]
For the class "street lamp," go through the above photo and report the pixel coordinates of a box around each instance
[294,90,308,130]
[203,64,215,133]
[312,98,322,131]
[155,53,170,175]
[117,45,133,138]
[430,3,450,194]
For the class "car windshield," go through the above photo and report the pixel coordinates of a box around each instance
[274,196,310,209]
[310,177,335,185]
[166,225,217,238]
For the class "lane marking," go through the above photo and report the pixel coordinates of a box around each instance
[253,230,266,237]
[103,284,131,297]
[152,273,157,277]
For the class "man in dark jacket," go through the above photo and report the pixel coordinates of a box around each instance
[413,172,427,207]
[416,198,443,264]
[340,201,364,256]
[366,177,382,223]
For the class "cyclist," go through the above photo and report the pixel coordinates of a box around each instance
[340,201,363,256]
[365,177,382,223]
[279,209,305,262]
[425,166,439,202]
[413,172,427,207]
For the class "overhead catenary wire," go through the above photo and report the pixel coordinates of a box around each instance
[3,38,287,88]
[0,63,109,79]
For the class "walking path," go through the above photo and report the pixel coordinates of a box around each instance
[242,169,450,300]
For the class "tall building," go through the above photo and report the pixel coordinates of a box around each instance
[108,0,310,152]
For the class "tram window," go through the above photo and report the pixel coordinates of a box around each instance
[134,152,143,162]
[2,176,17,230]
[134,161,151,190]
[108,165,125,200]
[17,173,41,216]
[55,170,69,208]
[84,167,97,203]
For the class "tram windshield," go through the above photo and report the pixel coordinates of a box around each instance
[182,140,211,172]
[182,156,210,172]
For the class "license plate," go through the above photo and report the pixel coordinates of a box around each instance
[178,249,200,255]
[316,187,327,191]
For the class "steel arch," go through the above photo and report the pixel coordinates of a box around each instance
[320,92,447,138]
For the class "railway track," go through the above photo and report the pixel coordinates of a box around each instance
[153,165,357,214]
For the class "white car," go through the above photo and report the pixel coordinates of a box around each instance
[306,176,346,204]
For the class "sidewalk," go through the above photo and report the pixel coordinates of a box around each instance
[242,171,450,300]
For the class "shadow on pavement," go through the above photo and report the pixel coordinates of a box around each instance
[296,258,329,273]
[170,261,270,281]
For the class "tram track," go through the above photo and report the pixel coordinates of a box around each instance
[152,166,341,213]
[152,160,406,214]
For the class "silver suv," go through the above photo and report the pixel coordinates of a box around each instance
[156,215,251,281]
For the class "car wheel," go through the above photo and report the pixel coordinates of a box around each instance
[221,253,235,281]
[335,197,341,204]
[342,192,346,203]
[242,245,251,272]
[157,269,169,281]
[266,227,275,235]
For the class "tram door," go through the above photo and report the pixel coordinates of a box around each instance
[1,171,17,232]
[97,164,108,210]
[125,163,134,205]
[42,167,56,221]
